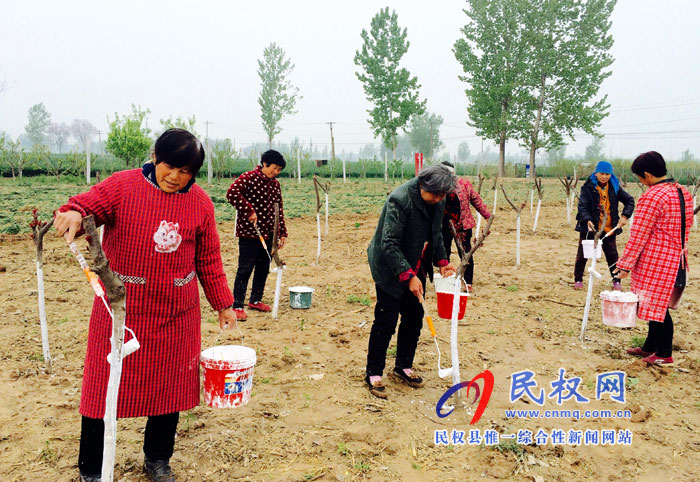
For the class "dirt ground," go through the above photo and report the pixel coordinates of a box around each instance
[1,199,699,481]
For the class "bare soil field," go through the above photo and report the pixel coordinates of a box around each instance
[1,181,699,481]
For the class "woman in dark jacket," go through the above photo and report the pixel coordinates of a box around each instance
[365,164,456,399]
[574,161,635,290]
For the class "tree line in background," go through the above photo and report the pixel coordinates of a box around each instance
[2,0,698,182]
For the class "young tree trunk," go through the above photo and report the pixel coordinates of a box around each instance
[530,189,534,213]
[324,193,329,237]
[270,203,285,320]
[498,132,506,178]
[533,199,542,232]
[85,140,92,185]
[516,214,521,268]
[580,211,607,341]
[528,75,547,180]
[32,217,54,373]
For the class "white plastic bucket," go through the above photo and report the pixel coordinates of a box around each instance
[600,291,638,328]
[200,345,257,408]
[433,274,467,293]
[582,240,602,259]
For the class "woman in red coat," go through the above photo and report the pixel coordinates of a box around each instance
[54,129,236,482]
[614,151,693,365]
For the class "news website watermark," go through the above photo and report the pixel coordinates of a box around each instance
[433,368,633,447]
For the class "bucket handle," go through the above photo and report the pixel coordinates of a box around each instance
[213,322,244,347]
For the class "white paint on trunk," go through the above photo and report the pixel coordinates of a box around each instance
[516,215,521,268]
[85,141,91,185]
[102,306,126,482]
[694,196,697,230]
[271,266,284,320]
[36,261,52,373]
[316,212,321,263]
[475,213,482,237]
[450,276,462,391]
[492,188,498,214]
[533,199,542,232]
[566,195,571,224]
[99,225,104,244]
[342,159,346,184]
[580,247,599,341]
[324,193,329,237]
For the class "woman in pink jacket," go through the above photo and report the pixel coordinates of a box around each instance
[614,151,693,365]
[441,162,492,291]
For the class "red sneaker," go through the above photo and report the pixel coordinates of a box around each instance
[248,301,271,312]
[641,354,674,365]
[626,347,654,357]
[233,308,247,321]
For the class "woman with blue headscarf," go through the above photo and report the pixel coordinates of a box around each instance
[573,161,635,290]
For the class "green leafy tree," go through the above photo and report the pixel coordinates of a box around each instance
[25,103,52,147]
[515,0,616,178]
[457,141,471,162]
[41,146,82,180]
[258,43,301,148]
[408,112,444,161]
[211,138,239,180]
[454,0,530,177]
[354,7,426,159]
[546,144,567,164]
[680,148,695,163]
[584,135,605,161]
[159,115,198,138]
[1,136,29,179]
[106,105,152,167]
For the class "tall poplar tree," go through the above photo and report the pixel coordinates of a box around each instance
[454,0,530,177]
[354,7,425,159]
[25,103,52,147]
[258,43,301,148]
[516,0,616,177]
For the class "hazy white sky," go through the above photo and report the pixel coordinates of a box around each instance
[1,0,699,160]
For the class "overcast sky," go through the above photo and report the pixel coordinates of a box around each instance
[1,0,699,160]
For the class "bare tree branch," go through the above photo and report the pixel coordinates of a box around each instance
[457,214,495,279]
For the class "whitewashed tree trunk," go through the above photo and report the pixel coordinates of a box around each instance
[475,213,482,237]
[324,193,329,237]
[566,195,571,224]
[36,260,52,373]
[516,215,521,268]
[533,199,542,232]
[316,212,321,263]
[85,140,92,185]
[492,188,498,214]
[450,276,462,392]
[99,225,104,244]
[271,267,284,320]
[102,311,126,482]
[580,249,600,341]
[297,148,301,184]
[384,152,388,182]
[530,189,534,214]
[342,159,346,184]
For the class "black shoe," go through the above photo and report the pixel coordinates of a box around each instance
[364,374,388,399]
[143,457,176,482]
[392,368,424,388]
[80,473,101,482]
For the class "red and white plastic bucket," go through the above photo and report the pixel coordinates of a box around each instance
[600,291,638,328]
[200,345,256,408]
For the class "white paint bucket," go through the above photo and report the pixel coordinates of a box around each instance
[600,291,638,328]
[289,286,314,309]
[582,240,602,259]
[200,345,256,408]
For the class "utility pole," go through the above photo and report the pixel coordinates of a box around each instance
[205,120,212,184]
[327,121,343,183]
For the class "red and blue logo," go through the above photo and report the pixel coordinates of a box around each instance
[436,369,494,425]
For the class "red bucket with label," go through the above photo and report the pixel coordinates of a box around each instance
[436,290,469,320]
[200,345,256,408]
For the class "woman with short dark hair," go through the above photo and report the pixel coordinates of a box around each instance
[54,128,236,481]
[614,151,693,365]
[365,164,457,398]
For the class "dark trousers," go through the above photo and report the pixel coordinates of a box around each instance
[78,412,179,476]
[233,237,272,308]
[642,310,674,358]
[574,233,619,282]
[443,227,474,283]
[366,283,425,377]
